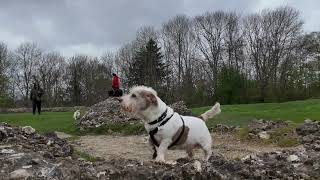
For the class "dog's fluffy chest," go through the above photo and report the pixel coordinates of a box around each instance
[145,114,191,147]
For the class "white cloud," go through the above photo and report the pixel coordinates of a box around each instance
[56,43,117,57]
[0,30,30,49]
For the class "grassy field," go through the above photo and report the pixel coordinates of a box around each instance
[193,99,320,127]
[0,99,319,134]
[0,112,77,134]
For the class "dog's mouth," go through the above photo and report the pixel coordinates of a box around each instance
[121,104,133,113]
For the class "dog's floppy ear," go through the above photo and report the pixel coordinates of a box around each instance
[141,90,158,105]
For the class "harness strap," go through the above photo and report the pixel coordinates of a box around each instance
[149,114,185,149]
[149,128,159,147]
[149,112,175,147]
[168,116,185,149]
[148,109,168,125]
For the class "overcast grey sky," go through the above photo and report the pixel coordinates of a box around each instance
[0,0,319,56]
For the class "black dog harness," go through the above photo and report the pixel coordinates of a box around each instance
[148,108,185,149]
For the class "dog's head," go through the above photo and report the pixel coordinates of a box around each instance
[120,86,158,115]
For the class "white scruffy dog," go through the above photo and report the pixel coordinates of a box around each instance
[73,110,81,120]
[120,86,221,164]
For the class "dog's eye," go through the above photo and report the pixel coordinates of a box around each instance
[131,94,137,98]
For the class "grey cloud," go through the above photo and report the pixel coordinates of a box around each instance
[0,0,319,56]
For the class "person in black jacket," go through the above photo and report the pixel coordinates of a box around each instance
[30,82,44,115]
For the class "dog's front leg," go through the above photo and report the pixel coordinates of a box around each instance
[155,139,176,165]
[155,139,171,162]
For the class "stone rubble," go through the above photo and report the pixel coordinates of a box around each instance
[76,97,138,128]
[21,126,36,135]
[168,101,192,116]
[1,120,320,179]
[209,124,239,133]
[77,98,193,129]
[248,119,289,132]
[245,119,293,140]
[296,119,320,151]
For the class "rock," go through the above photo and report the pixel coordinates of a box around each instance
[241,154,258,161]
[9,153,25,159]
[287,155,300,162]
[21,126,35,134]
[9,169,31,179]
[258,131,270,139]
[193,160,202,172]
[22,165,32,169]
[97,171,106,178]
[47,140,53,146]
[304,119,313,124]
[1,149,15,154]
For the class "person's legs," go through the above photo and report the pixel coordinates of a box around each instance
[108,90,114,97]
[114,88,121,97]
[32,100,36,115]
[37,100,41,115]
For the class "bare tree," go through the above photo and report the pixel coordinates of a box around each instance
[114,42,136,90]
[100,51,115,75]
[244,7,303,101]
[135,26,159,48]
[11,42,42,104]
[194,11,227,99]
[38,52,66,107]
[162,15,197,100]
[223,12,245,70]
[0,42,8,76]
[0,42,9,98]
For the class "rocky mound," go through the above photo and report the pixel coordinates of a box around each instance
[77,97,137,128]
[168,101,192,116]
[0,123,75,179]
[77,98,192,128]
[0,124,72,157]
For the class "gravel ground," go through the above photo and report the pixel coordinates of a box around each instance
[71,133,303,161]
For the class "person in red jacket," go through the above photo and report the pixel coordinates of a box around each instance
[109,73,123,97]
[112,73,120,89]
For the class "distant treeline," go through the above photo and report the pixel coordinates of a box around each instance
[0,6,319,108]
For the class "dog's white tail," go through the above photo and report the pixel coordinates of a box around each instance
[199,102,221,121]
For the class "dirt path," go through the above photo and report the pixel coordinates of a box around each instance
[71,133,303,161]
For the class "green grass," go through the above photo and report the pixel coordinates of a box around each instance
[0,112,77,134]
[0,111,144,135]
[74,150,101,162]
[193,99,320,127]
[235,123,300,147]
[269,124,300,147]
[0,99,319,135]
